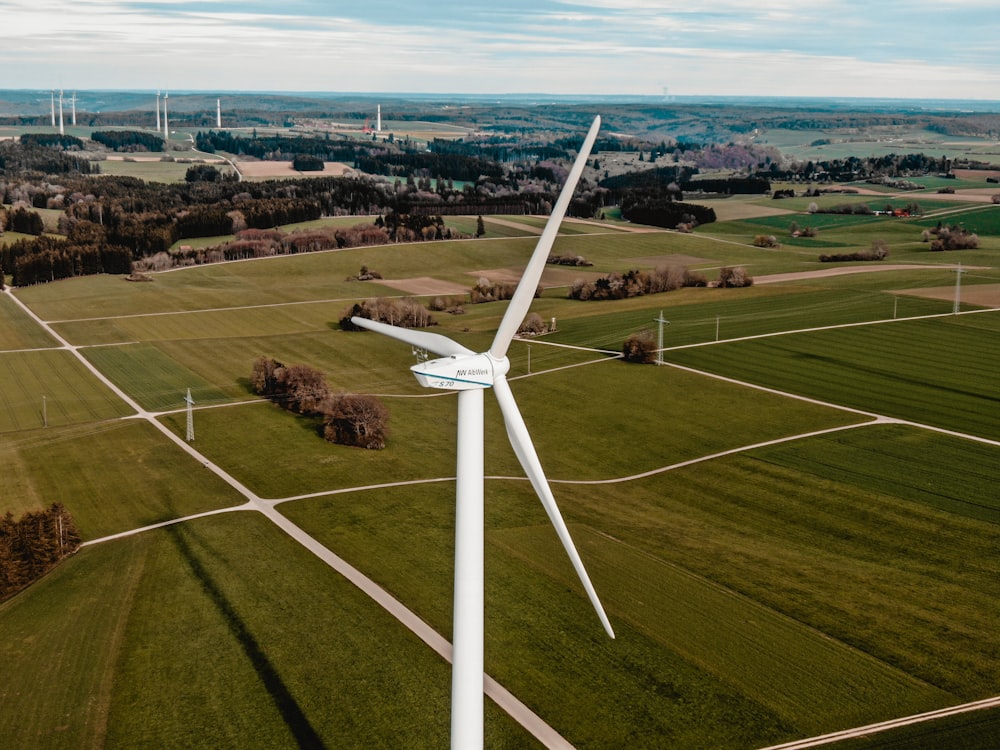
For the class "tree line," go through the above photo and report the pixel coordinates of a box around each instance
[91,130,163,152]
[250,357,390,449]
[0,140,97,176]
[0,504,81,601]
[619,194,717,230]
[2,233,132,286]
[196,130,506,182]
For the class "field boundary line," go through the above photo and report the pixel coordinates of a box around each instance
[80,504,254,547]
[757,695,1000,749]
[46,295,375,324]
[543,419,886,485]
[664,352,1000,450]
[666,306,999,353]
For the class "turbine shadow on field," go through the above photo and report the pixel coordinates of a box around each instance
[166,524,327,750]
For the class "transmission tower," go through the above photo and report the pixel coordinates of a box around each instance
[653,311,670,365]
[185,388,195,441]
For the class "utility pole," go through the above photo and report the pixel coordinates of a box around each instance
[953,262,964,315]
[654,311,670,365]
[185,388,195,441]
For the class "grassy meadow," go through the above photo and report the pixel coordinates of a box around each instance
[2,193,1000,748]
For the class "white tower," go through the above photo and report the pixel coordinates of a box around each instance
[216,98,221,128]
[50,91,56,127]
[156,90,161,131]
[58,90,64,135]
[162,91,169,141]
[71,92,77,126]
[377,104,382,133]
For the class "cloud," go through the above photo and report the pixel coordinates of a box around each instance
[3,0,998,99]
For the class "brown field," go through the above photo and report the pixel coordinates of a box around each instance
[754,264,970,285]
[912,189,999,202]
[952,168,1000,180]
[695,198,798,222]
[893,281,1000,307]
[377,277,471,296]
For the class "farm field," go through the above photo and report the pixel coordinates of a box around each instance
[2,190,999,748]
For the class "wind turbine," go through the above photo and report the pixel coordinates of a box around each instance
[352,115,613,750]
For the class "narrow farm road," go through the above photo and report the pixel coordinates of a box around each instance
[757,696,1000,749]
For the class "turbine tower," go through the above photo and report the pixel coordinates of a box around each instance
[352,116,612,750]
[58,90,64,136]
[156,90,161,131]
[162,91,169,141]
[216,98,221,128]
[376,104,382,133]
[70,92,77,126]
[50,90,56,127]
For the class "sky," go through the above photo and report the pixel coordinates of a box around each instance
[5,0,1000,101]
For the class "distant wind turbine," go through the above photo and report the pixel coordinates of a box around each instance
[50,90,56,127]
[58,90,64,135]
[352,115,613,750]
[162,91,169,141]
[156,90,161,132]
[70,92,77,126]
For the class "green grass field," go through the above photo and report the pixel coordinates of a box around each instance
[2,188,999,748]
[665,312,1000,441]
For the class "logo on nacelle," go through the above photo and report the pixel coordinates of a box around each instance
[411,353,506,391]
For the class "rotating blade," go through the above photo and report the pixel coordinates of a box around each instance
[492,376,615,638]
[489,115,602,361]
[350,316,474,358]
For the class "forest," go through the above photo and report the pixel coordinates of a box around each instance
[2,100,997,288]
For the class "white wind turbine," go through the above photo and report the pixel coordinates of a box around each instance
[352,115,613,750]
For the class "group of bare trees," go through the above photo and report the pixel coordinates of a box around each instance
[0,504,81,600]
[923,225,980,251]
[250,357,389,449]
[715,267,754,288]
[622,331,658,364]
[339,297,436,330]
[820,239,890,262]
[470,277,518,304]
[569,265,707,301]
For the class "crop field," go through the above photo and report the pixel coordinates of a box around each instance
[95,158,226,183]
[2,196,999,748]
[0,349,133,432]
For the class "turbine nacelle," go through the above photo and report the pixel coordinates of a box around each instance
[411,352,509,391]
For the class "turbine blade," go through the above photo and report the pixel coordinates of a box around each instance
[489,115,602,361]
[350,316,474,358]
[492,376,615,638]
